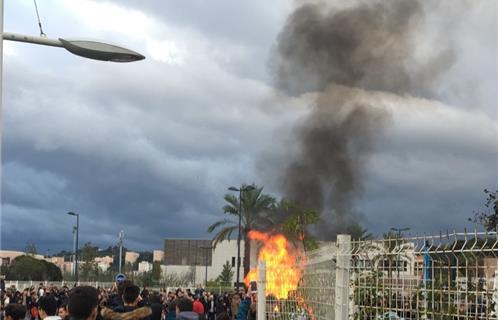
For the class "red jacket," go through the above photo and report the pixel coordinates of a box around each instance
[193,300,205,315]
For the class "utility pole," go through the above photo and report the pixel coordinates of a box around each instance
[72,226,77,276]
[67,212,80,283]
[118,230,124,274]
[201,246,213,287]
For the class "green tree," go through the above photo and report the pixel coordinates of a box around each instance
[277,199,320,251]
[6,255,62,281]
[80,242,98,280]
[470,188,498,231]
[152,261,162,282]
[208,184,275,276]
[216,261,234,285]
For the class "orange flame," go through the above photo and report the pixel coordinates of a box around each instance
[244,230,303,299]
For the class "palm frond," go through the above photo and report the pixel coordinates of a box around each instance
[207,219,236,233]
[211,226,238,248]
[223,194,239,210]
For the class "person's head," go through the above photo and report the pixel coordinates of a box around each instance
[38,296,58,319]
[122,285,140,306]
[5,304,27,320]
[58,304,69,319]
[175,298,193,314]
[68,286,99,320]
[117,280,133,296]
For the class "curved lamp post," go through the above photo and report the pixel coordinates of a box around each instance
[3,32,145,62]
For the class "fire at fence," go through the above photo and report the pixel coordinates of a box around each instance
[252,231,498,320]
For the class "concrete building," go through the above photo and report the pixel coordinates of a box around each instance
[138,261,153,273]
[95,256,113,272]
[163,239,244,285]
[153,250,164,262]
[125,251,140,264]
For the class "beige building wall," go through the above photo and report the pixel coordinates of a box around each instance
[153,250,164,262]
[125,251,139,264]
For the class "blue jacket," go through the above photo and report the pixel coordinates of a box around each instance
[235,298,251,320]
[166,310,176,320]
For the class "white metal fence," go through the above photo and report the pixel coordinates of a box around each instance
[258,231,498,320]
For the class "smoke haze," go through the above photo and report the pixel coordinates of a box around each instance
[273,0,456,238]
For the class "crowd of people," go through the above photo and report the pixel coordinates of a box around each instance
[1,282,258,320]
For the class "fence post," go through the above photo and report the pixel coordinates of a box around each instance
[335,234,351,320]
[257,261,266,320]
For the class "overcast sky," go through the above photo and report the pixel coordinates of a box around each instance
[1,0,497,254]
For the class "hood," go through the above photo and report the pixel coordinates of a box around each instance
[176,311,199,320]
[101,307,152,320]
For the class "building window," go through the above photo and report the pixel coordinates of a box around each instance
[232,257,236,267]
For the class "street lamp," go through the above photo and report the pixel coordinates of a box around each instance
[0,1,145,197]
[118,230,125,274]
[67,211,80,283]
[228,184,255,290]
[201,245,214,288]
[3,33,145,62]
[390,227,410,278]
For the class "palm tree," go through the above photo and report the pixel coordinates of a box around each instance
[277,199,320,251]
[346,223,374,241]
[373,231,412,279]
[207,184,275,277]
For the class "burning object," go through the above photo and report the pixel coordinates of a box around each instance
[244,230,304,299]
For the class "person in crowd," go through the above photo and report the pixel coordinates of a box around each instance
[57,304,69,320]
[5,303,27,320]
[230,294,240,320]
[67,286,99,320]
[38,296,61,320]
[205,294,215,320]
[234,291,254,320]
[192,296,204,317]
[165,299,176,320]
[101,285,151,320]
[38,284,45,298]
[147,294,162,320]
[108,280,133,309]
[175,298,199,320]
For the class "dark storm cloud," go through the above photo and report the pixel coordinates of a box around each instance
[1,0,496,255]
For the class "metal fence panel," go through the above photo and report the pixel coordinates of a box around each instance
[351,231,498,320]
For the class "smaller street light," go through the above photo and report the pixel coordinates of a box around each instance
[67,211,80,283]
[228,184,256,290]
[118,230,125,274]
[200,245,214,288]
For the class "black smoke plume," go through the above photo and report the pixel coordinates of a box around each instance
[273,0,454,239]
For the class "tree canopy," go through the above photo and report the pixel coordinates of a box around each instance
[6,255,62,281]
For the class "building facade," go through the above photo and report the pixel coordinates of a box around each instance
[163,239,244,285]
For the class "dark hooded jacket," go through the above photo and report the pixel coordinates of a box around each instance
[101,306,152,320]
